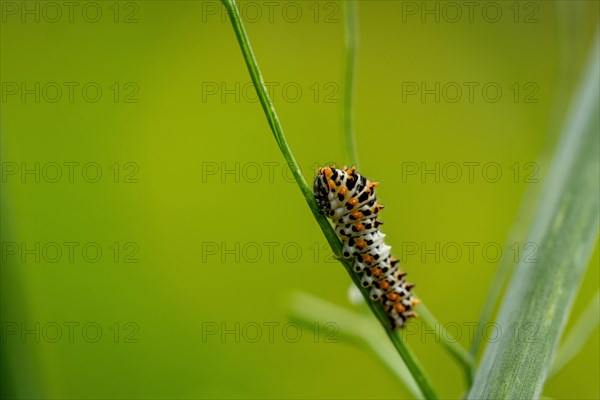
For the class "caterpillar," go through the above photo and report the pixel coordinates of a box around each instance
[313,166,420,328]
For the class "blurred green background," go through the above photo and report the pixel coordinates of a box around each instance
[1,1,598,398]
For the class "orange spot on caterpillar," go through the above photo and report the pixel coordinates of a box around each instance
[380,281,390,290]
[366,180,378,189]
[349,198,358,206]
[351,211,362,219]
[395,304,406,313]
[372,267,382,277]
[388,293,400,302]
[354,223,365,231]
[355,239,367,248]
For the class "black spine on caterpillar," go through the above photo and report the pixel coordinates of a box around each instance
[313,166,420,328]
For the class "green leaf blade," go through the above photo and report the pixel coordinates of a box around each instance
[468,33,600,399]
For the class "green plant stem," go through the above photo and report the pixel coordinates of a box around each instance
[468,249,515,358]
[417,303,474,385]
[469,2,587,361]
[340,0,472,382]
[550,289,600,376]
[289,291,423,399]
[221,1,438,398]
[342,0,359,168]
[469,183,540,358]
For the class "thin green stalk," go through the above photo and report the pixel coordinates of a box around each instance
[342,0,359,168]
[469,0,588,360]
[417,303,474,386]
[469,183,540,358]
[550,290,600,376]
[220,1,438,398]
[340,0,472,380]
[468,247,516,358]
[289,291,422,399]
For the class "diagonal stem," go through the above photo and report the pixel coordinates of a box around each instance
[339,1,473,383]
[220,1,439,398]
[417,303,474,386]
[342,0,359,168]
[550,289,600,376]
[289,291,423,399]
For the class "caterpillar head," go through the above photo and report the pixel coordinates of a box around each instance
[313,168,333,214]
